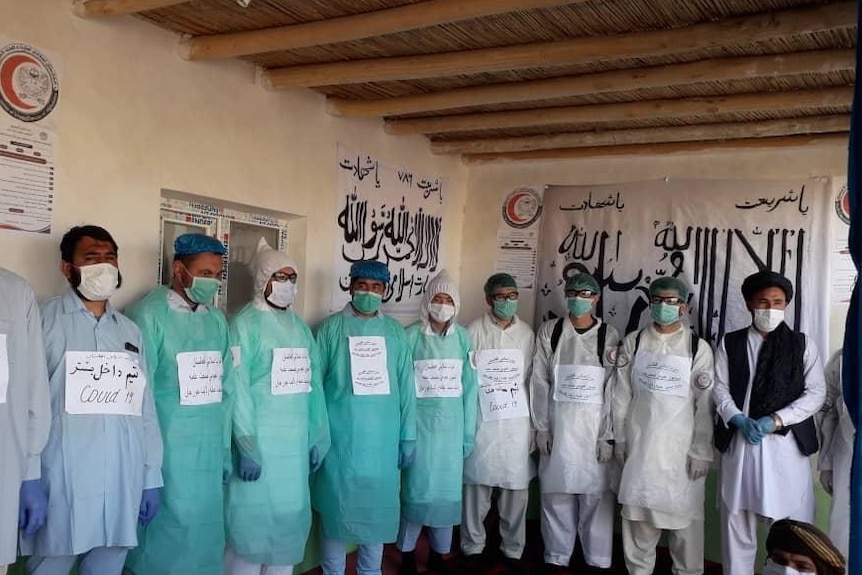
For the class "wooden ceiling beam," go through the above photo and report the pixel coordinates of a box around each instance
[73,0,188,18]
[386,87,854,135]
[266,2,855,88]
[461,133,849,163]
[327,49,855,118]
[430,114,850,155]
[179,0,583,61]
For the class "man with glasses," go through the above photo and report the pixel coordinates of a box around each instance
[461,273,536,574]
[530,273,620,574]
[613,277,714,575]
[713,271,825,575]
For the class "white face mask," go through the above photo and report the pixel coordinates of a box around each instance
[266,281,296,309]
[76,263,119,301]
[754,308,785,333]
[762,558,815,575]
[428,303,455,323]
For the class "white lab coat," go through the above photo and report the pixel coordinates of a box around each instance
[817,350,854,558]
[714,328,825,519]
[531,318,619,494]
[613,324,714,527]
[0,269,50,565]
[464,313,536,490]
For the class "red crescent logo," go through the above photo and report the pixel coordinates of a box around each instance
[0,53,39,110]
[506,191,531,224]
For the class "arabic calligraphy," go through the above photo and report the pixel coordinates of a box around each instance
[414,359,463,398]
[735,186,809,215]
[177,351,223,406]
[271,348,312,395]
[560,191,625,212]
[65,351,146,416]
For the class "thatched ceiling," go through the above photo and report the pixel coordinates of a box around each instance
[76,0,856,162]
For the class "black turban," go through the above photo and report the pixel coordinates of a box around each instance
[741,270,794,303]
[766,519,845,575]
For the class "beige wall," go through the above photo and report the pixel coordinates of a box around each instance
[1,0,468,325]
[460,146,849,351]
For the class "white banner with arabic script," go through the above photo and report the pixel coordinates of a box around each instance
[333,143,446,318]
[535,178,833,356]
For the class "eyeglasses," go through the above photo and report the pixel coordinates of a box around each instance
[272,272,298,283]
[492,292,519,302]
[566,290,596,298]
[651,295,682,305]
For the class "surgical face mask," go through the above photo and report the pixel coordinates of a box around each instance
[762,558,814,575]
[650,302,680,326]
[493,299,518,320]
[267,280,296,309]
[352,290,383,314]
[75,262,119,301]
[567,296,593,318]
[185,275,221,304]
[429,303,455,323]
[754,308,785,333]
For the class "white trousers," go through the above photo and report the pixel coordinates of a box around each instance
[621,518,703,575]
[460,484,529,559]
[540,492,614,568]
[27,546,129,575]
[0,565,7,575]
[396,520,453,554]
[225,546,294,575]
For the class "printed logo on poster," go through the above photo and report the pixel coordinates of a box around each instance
[0,43,59,122]
[835,184,850,225]
[502,187,543,229]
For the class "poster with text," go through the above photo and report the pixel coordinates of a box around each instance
[494,186,544,289]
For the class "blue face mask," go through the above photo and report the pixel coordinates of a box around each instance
[650,302,680,326]
[567,296,593,318]
[493,299,518,320]
[352,290,383,314]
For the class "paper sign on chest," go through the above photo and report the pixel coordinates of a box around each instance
[633,351,691,398]
[475,349,529,422]
[414,359,463,398]
[271,348,312,395]
[177,351,223,405]
[65,351,146,416]
[553,364,605,404]
[349,336,391,395]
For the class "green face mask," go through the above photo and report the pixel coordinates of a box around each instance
[650,302,680,326]
[352,290,383,314]
[185,276,221,304]
[493,299,518,320]
[567,296,593,318]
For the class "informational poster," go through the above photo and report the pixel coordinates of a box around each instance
[348,336,390,396]
[0,38,59,234]
[830,178,855,305]
[333,143,446,318]
[536,178,832,356]
[475,348,529,422]
[176,351,223,406]
[64,351,146,416]
[413,359,463,398]
[270,348,312,395]
[494,187,544,289]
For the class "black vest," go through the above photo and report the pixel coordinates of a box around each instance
[713,328,818,455]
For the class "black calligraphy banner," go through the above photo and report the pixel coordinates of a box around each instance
[536,178,832,353]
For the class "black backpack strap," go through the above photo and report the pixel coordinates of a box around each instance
[634,328,644,355]
[550,317,565,355]
[690,330,699,362]
[597,322,608,366]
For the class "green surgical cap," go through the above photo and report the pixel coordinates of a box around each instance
[649,276,690,300]
[484,273,517,295]
[565,273,600,293]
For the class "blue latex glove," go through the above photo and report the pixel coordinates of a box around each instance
[756,415,777,434]
[398,440,417,469]
[238,455,262,482]
[138,488,161,526]
[730,414,763,444]
[309,446,323,474]
[18,479,48,538]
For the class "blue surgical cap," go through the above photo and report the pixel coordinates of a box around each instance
[349,260,391,283]
[174,233,226,257]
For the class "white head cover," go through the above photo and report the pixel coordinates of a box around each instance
[251,237,298,307]
[420,269,460,325]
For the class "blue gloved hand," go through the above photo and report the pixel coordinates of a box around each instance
[398,440,417,469]
[756,415,777,435]
[238,455,262,482]
[18,479,48,538]
[730,414,763,444]
[138,488,161,526]
[309,446,323,474]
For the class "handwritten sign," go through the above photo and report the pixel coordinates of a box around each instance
[475,349,529,422]
[177,351,223,406]
[414,359,463,399]
[64,351,146,416]
[553,364,605,404]
[271,348,312,395]
[0,334,7,404]
[632,351,691,398]
[348,336,390,396]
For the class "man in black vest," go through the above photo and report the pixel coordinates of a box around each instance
[713,270,826,575]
